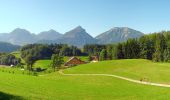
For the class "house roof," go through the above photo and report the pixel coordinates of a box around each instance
[64,56,86,66]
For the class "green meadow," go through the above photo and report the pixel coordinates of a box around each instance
[65,59,170,84]
[1,59,170,99]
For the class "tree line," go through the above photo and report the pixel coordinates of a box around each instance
[84,31,170,62]
[21,44,86,61]
[115,31,170,62]
[0,53,21,66]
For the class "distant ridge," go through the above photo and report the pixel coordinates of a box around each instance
[37,29,62,40]
[95,27,144,44]
[0,42,20,52]
[0,26,144,47]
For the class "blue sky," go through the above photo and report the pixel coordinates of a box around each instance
[0,0,170,36]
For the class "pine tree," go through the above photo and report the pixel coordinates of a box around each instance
[163,48,170,62]
[152,36,162,62]
[99,49,107,61]
[116,43,125,59]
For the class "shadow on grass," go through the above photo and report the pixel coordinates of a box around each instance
[0,92,23,100]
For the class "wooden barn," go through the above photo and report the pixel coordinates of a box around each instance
[64,57,86,66]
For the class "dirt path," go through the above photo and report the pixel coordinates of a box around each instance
[59,70,170,88]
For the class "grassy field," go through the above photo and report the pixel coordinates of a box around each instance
[1,59,170,99]
[64,59,170,84]
[1,70,170,100]
[33,60,51,69]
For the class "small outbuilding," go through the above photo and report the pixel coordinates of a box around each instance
[64,57,86,66]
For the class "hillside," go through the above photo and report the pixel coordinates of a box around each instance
[96,27,144,44]
[64,59,170,83]
[1,59,170,99]
[0,42,20,52]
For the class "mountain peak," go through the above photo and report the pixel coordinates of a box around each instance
[65,26,86,36]
[49,29,57,32]
[59,26,96,47]
[73,26,85,31]
[12,28,29,33]
[111,27,130,30]
[37,29,62,41]
[76,25,83,29]
[96,27,144,44]
[11,28,32,36]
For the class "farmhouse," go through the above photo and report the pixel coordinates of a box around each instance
[64,57,86,66]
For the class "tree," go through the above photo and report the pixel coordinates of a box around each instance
[24,55,36,71]
[163,48,170,62]
[0,54,20,66]
[116,43,125,59]
[87,55,92,62]
[51,54,64,72]
[99,49,107,61]
[152,38,162,62]
[152,34,167,62]
[106,45,113,60]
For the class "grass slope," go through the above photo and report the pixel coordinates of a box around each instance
[1,71,170,100]
[64,59,170,84]
[2,59,170,99]
[33,60,51,69]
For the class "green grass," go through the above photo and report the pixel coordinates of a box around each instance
[2,59,170,99]
[0,66,30,75]
[1,70,170,100]
[33,60,51,69]
[64,59,170,84]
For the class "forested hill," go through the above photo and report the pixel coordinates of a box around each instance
[0,42,20,53]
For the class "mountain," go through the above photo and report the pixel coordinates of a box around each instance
[0,42,20,52]
[37,29,62,40]
[96,27,144,44]
[56,26,97,47]
[0,28,36,45]
[8,28,37,45]
[0,28,62,46]
[0,27,144,47]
